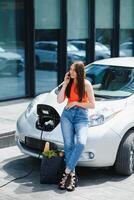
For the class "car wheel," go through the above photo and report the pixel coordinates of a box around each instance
[114,130,134,176]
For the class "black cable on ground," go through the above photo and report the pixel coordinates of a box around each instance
[0,168,34,188]
[40,130,43,141]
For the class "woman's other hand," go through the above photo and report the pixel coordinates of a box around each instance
[65,101,77,109]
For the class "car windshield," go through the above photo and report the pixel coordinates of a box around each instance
[85,64,134,99]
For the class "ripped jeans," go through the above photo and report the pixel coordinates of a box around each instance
[60,106,89,172]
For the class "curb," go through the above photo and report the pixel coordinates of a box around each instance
[0,131,15,149]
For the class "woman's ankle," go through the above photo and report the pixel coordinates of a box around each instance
[70,171,75,176]
[65,167,71,174]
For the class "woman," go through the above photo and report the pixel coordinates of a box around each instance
[57,61,95,191]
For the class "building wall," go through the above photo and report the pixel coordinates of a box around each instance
[0,0,133,101]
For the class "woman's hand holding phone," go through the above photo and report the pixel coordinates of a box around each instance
[64,72,70,86]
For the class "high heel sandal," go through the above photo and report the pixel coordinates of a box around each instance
[66,173,78,192]
[58,172,69,190]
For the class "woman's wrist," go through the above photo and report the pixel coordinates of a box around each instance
[63,82,68,87]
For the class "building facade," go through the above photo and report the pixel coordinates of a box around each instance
[0,0,134,101]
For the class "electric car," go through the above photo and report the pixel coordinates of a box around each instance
[16,57,134,176]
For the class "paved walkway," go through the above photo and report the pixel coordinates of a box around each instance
[0,98,31,135]
[0,98,32,148]
[0,146,134,200]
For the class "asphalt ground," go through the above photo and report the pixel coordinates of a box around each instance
[0,146,134,200]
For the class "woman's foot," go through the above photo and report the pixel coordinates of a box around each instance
[58,172,69,190]
[66,173,78,192]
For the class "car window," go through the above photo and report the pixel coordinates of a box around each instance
[48,44,57,51]
[70,42,86,51]
[35,42,57,51]
[127,44,132,50]
[120,43,132,50]
[85,64,134,99]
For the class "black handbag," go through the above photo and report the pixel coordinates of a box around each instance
[40,155,65,184]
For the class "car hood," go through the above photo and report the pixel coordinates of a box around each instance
[92,97,127,112]
[0,52,22,60]
[42,90,127,116]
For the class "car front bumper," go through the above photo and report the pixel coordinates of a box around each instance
[15,111,121,168]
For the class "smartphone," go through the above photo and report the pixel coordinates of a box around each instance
[66,71,70,80]
[68,72,70,77]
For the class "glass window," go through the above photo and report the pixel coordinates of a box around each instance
[35,0,60,29]
[95,0,113,60]
[0,0,25,100]
[34,0,60,94]
[119,0,134,57]
[67,0,88,67]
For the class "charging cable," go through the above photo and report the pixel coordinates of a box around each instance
[0,168,34,188]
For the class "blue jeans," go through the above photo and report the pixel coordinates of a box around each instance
[60,106,89,172]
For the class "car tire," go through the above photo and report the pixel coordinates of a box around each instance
[114,130,134,176]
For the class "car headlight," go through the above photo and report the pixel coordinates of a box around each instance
[89,107,123,127]
[25,96,41,118]
[25,93,49,118]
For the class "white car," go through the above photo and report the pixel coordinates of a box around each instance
[0,47,24,76]
[69,41,110,60]
[16,57,134,176]
[120,42,133,57]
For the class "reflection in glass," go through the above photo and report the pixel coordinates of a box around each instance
[95,0,113,60]
[67,40,86,68]
[0,0,25,100]
[67,0,88,67]
[35,0,60,94]
[120,36,133,57]
[119,0,134,57]
[35,40,57,93]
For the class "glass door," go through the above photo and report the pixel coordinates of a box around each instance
[34,0,60,95]
[35,31,59,94]
[95,0,113,60]
[119,0,134,57]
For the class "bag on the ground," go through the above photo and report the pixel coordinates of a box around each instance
[40,155,65,184]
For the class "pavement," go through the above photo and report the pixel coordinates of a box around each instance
[1,146,134,200]
[0,98,32,148]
